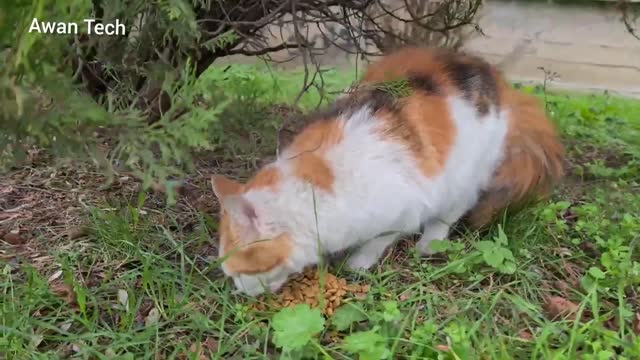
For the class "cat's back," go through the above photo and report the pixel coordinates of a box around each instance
[359,47,506,117]
[278,48,513,186]
[343,47,510,181]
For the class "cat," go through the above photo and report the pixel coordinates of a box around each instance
[211,47,564,296]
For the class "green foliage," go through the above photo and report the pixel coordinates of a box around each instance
[0,0,237,182]
[110,63,231,190]
[331,303,367,331]
[430,225,517,275]
[474,226,517,274]
[1,0,98,167]
[374,78,413,98]
[443,322,475,359]
[408,320,440,359]
[271,304,325,353]
[343,327,391,360]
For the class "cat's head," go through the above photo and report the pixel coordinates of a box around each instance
[210,174,295,296]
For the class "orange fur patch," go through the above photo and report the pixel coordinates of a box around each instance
[378,94,455,178]
[285,119,343,192]
[360,47,448,86]
[287,119,344,155]
[219,214,293,275]
[403,94,455,177]
[246,166,281,191]
[293,152,335,192]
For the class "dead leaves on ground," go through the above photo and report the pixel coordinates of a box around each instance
[2,229,26,245]
[518,329,534,341]
[543,295,580,321]
[49,282,78,307]
[541,293,640,337]
[179,337,219,360]
[633,313,640,335]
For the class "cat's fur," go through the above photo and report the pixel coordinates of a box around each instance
[211,47,564,296]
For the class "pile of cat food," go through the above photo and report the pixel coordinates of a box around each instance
[252,267,370,316]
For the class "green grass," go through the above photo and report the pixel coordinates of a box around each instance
[2,66,640,359]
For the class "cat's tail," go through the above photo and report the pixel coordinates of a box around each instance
[468,87,565,229]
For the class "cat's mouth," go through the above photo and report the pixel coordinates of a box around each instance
[230,270,289,297]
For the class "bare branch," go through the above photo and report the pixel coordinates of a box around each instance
[226,42,303,56]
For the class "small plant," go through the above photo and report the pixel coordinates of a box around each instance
[343,326,392,360]
[271,304,326,357]
[374,78,413,98]
[430,225,517,275]
[473,226,517,274]
[331,303,368,331]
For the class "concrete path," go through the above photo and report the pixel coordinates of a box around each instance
[464,0,640,98]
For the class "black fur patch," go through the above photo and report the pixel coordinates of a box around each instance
[306,86,400,123]
[438,52,500,115]
[407,72,440,95]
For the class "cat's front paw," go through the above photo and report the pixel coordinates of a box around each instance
[417,222,451,256]
[346,253,377,271]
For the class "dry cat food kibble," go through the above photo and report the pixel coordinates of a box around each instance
[252,268,370,316]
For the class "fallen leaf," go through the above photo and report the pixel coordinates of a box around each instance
[204,337,218,353]
[145,308,160,326]
[60,321,72,332]
[189,343,202,357]
[553,280,572,296]
[435,344,450,352]
[3,230,25,245]
[555,247,572,257]
[48,270,63,283]
[117,289,129,309]
[518,329,534,341]
[85,271,105,288]
[66,226,89,240]
[182,343,208,360]
[562,262,583,287]
[30,334,44,348]
[399,290,413,302]
[579,241,601,258]
[605,316,620,332]
[543,295,579,320]
[135,300,155,325]
[354,292,368,300]
[50,282,77,306]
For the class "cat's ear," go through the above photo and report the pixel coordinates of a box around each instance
[211,175,243,199]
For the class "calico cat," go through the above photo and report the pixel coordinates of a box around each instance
[211,47,564,296]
